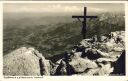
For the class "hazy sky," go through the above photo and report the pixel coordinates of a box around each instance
[4,3,124,16]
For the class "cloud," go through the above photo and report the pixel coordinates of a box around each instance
[4,3,124,14]
[88,7,105,12]
[4,4,83,13]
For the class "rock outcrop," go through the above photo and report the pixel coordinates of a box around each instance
[3,47,50,76]
[51,31,125,76]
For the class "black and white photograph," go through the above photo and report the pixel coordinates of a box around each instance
[3,3,126,76]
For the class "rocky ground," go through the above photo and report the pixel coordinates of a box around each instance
[3,31,125,76]
[3,47,50,76]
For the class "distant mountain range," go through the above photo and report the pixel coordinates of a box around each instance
[3,13,125,58]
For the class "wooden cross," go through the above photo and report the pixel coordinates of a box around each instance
[72,7,97,39]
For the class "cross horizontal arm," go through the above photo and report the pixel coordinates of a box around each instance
[86,16,97,18]
[72,16,98,19]
[72,16,84,18]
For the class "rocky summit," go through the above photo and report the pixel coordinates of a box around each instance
[3,31,125,76]
[3,47,50,76]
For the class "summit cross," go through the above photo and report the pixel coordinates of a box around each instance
[72,7,98,39]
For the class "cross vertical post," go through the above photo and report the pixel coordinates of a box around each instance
[83,7,87,39]
[72,7,97,39]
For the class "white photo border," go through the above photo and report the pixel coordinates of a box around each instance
[0,1,128,81]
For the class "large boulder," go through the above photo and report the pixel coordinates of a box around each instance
[69,57,98,73]
[3,47,50,76]
[82,62,114,76]
[111,50,125,75]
